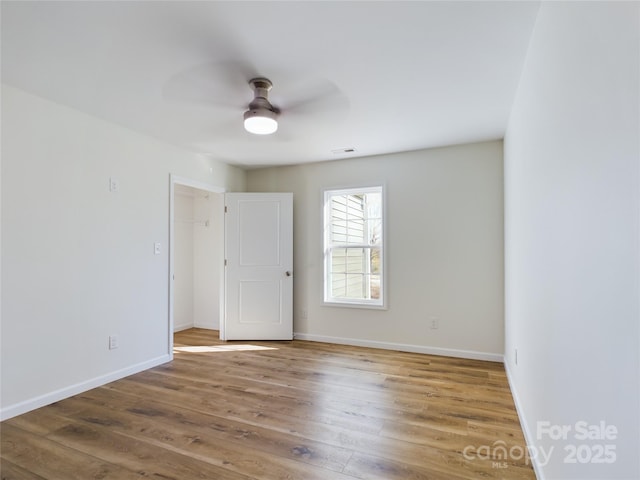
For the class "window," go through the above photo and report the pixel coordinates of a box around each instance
[324,186,384,307]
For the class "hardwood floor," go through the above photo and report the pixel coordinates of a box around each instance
[1,329,535,479]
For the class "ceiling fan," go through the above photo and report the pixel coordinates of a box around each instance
[243,77,279,135]
[162,62,349,140]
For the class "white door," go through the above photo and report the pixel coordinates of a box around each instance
[223,193,293,340]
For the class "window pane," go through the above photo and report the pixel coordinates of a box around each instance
[330,248,366,274]
[347,221,365,244]
[328,247,380,301]
[331,194,366,245]
[364,192,382,219]
[331,248,347,273]
[367,219,382,245]
[349,249,365,273]
[332,225,348,243]
[331,220,347,235]
[331,273,346,298]
[370,274,381,299]
[345,273,365,298]
[370,247,381,274]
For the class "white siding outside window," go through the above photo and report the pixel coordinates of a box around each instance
[323,186,385,308]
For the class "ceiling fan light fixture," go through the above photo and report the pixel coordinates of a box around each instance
[243,108,278,135]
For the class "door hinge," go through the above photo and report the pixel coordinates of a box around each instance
[224,206,228,213]
[224,259,227,267]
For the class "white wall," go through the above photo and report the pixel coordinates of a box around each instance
[504,2,639,479]
[193,191,223,330]
[173,189,195,331]
[0,85,245,419]
[247,140,504,360]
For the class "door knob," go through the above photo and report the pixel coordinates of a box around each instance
[286,271,292,277]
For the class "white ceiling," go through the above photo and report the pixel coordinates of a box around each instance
[1,1,540,169]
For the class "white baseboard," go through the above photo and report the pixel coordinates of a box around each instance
[504,361,544,480]
[193,323,219,330]
[293,332,504,362]
[0,354,172,421]
[173,323,193,332]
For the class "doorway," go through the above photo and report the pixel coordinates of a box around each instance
[169,176,225,350]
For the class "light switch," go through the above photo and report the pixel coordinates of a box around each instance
[154,242,161,255]
[109,177,120,192]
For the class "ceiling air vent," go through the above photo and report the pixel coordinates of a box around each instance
[331,147,357,154]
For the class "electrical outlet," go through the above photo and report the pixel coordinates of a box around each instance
[429,317,439,330]
[109,335,119,350]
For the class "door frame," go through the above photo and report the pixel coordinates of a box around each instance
[168,174,225,356]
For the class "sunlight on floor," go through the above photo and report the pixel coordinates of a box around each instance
[173,344,278,354]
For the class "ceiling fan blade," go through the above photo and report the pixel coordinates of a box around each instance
[275,77,350,118]
[162,59,260,110]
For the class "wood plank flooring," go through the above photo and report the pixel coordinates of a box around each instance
[1,329,536,479]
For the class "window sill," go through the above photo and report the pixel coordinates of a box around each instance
[323,301,388,311]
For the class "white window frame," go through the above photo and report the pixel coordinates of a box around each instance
[323,185,386,309]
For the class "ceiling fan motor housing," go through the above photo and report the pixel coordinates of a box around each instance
[247,77,278,113]
[244,77,279,134]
